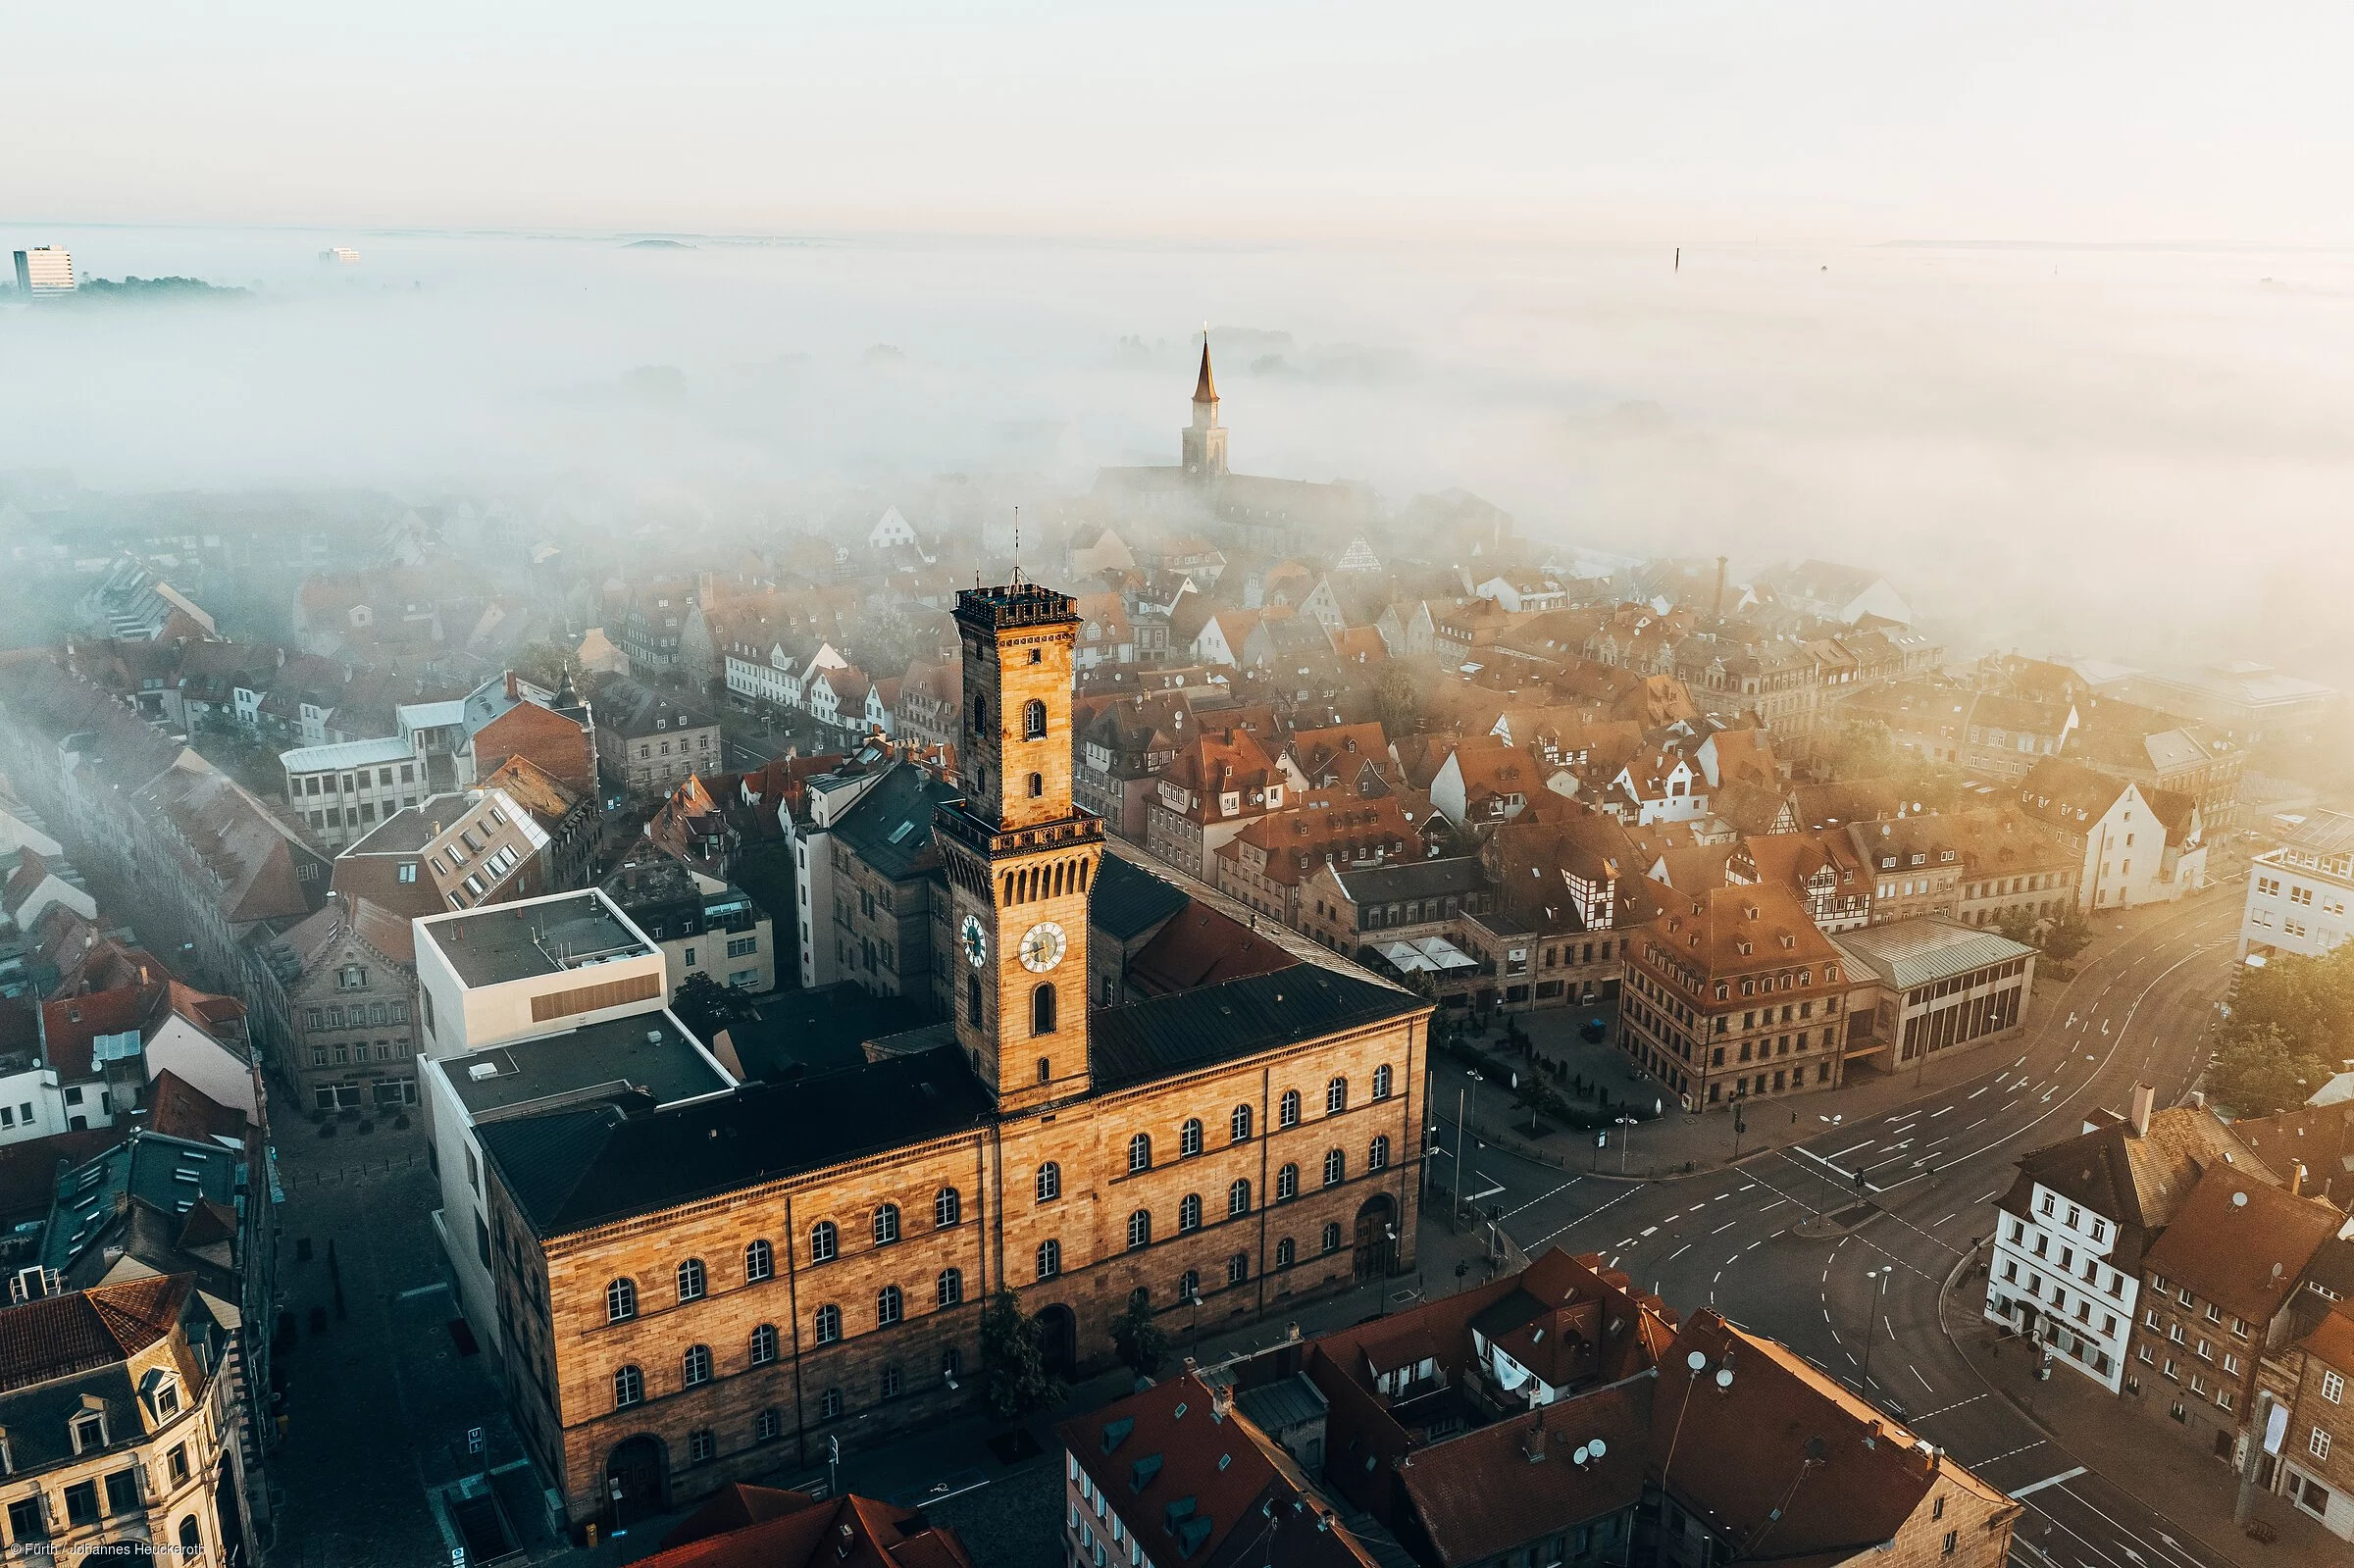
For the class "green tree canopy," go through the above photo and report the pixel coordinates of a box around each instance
[1109,1292,1168,1379]
[2038,906,2095,965]
[671,973,758,1046]
[978,1289,1065,1422]
[1374,661,1422,736]
[2226,941,2354,1058]
[2205,1024,2337,1118]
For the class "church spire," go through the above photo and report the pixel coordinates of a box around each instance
[1193,336,1217,405]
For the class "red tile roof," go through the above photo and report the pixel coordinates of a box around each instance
[1127,904,1298,996]
[2141,1162,2343,1323]
[642,1486,978,1568]
[1398,1380,1652,1567]
[0,1274,189,1394]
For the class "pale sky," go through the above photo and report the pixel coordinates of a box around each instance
[10,3,2352,243]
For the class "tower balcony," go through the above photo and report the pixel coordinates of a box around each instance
[933,801,1102,861]
[954,581,1076,632]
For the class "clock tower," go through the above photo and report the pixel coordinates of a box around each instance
[936,576,1101,1114]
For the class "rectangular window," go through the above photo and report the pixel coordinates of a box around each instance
[64,1483,98,1527]
[104,1470,140,1515]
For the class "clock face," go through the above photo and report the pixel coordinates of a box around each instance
[1018,921,1067,974]
[960,913,989,969]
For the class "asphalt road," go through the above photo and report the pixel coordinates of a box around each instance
[1428,894,2247,1568]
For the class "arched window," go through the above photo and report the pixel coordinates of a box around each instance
[1320,1222,1343,1254]
[605,1278,637,1324]
[1128,1133,1151,1173]
[677,1258,707,1301]
[1372,1063,1394,1101]
[1179,1192,1204,1232]
[1036,1162,1061,1202]
[1226,1252,1249,1286]
[179,1517,202,1557]
[1230,1104,1253,1141]
[874,1204,901,1245]
[1037,1055,1051,1083]
[1326,1077,1348,1115]
[614,1365,644,1407]
[937,1268,963,1306]
[973,695,988,732]
[1036,1239,1061,1280]
[967,972,983,1024]
[750,1324,780,1365]
[1323,1148,1345,1187]
[1368,1135,1391,1171]
[1023,699,1048,739]
[683,1344,713,1387]
[1127,1210,1151,1250]
[1179,1118,1203,1157]
[1027,772,1045,798]
[809,1221,838,1263]
[1032,984,1056,1037]
[877,1285,903,1327]
[813,1304,842,1344]
[1179,1268,1201,1302]
[1276,1164,1299,1201]
[935,1188,961,1229]
[1228,1179,1251,1218]
[1278,1089,1301,1128]
[1275,1237,1296,1268]
[744,1240,774,1283]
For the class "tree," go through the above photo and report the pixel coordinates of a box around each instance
[2038,905,2095,966]
[511,640,576,691]
[1995,904,2041,948]
[2226,942,2354,1058]
[1109,1292,1168,1379]
[671,973,758,1046]
[978,1289,1064,1422]
[2204,1024,2336,1118]
[1817,720,1898,782]
[1374,662,1422,736]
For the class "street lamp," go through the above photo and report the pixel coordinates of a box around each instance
[1860,1268,1890,1390]
[1614,1115,1636,1174]
[1657,1348,1734,1565]
[1455,1070,1482,1220]
[1730,1089,1750,1161]
[1814,1115,1843,1220]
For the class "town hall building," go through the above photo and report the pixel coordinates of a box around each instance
[474,576,1431,1532]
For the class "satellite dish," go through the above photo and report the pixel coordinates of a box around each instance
[2232,1191,2248,1207]
[1572,1443,1591,1464]
[1588,1439,1608,1460]
[1716,1368,1735,1389]
[1687,1350,1709,1372]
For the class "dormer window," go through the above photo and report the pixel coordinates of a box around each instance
[142,1369,180,1419]
[71,1410,106,1454]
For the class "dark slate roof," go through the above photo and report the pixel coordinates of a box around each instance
[834,764,962,883]
[481,1045,995,1236]
[1089,853,1192,942]
[1328,856,1487,905]
[1092,967,1423,1092]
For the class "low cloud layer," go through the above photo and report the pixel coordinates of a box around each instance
[3,227,2350,685]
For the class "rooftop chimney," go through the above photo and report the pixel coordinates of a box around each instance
[2290,1161,2309,1196]
[506,670,520,700]
[2128,1082,2155,1139]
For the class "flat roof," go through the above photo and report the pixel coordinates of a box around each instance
[421,891,653,987]
[1830,917,2036,993]
[444,1009,728,1118]
[281,734,416,773]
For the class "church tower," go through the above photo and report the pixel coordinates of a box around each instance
[1181,339,1229,481]
[935,577,1102,1114]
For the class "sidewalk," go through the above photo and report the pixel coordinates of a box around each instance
[585,1199,1504,1567]
[1945,1298,2341,1565]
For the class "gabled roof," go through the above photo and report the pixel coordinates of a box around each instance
[643,1486,979,1568]
[2017,757,2131,831]
[1091,853,1192,943]
[2000,1104,2270,1270]
[2141,1162,2343,1323]
[0,1273,190,1394]
[1398,1382,1652,1567]
[832,763,961,883]
[1124,905,1299,1000]
[1654,1310,2010,1558]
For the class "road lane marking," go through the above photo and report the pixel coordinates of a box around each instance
[1667,1243,1688,1261]
[1714,1221,1737,1234]
[1911,1364,1933,1391]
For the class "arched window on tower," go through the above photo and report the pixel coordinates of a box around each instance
[1027,772,1044,797]
[967,973,982,1025]
[1023,699,1048,739]
[973,695,989,732]
[1032,984,1055,1036]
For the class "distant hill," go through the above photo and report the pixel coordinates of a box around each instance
[622,238,695,249]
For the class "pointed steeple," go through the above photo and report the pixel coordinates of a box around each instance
[1193,338,1218,405]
